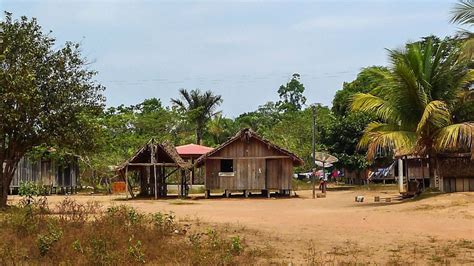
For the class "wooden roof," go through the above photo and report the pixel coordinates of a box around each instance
[196,128,304,167]
[116,139,191,172]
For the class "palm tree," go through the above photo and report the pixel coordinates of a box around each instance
[171,89,223,145]
[351,38,474,181]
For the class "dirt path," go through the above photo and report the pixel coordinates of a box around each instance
[9,189,474,263]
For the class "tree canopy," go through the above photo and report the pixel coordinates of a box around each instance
[352,37,474,162]
[0,12,104,207]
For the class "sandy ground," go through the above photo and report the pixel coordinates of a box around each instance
[8,188,474,264]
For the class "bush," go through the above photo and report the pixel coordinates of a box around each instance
[37,222,62,256]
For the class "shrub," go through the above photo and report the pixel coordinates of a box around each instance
[0,203,257,265]
[37,222,63,256]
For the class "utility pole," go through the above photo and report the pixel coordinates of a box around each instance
[312,105,317,199]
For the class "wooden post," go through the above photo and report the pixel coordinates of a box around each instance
[191,158,195,188]
[421,158,426,191]
[180,170,186,198]
[152,146,157,200]
[398,158,404,193]
[162,166,167,196]
[125,166,128,200]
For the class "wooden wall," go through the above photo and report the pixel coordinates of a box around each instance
[204,138,293,190]
[11,157,78,191]
[442,177,474,192]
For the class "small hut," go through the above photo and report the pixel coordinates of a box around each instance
[196,128,304,198]
[116,139,191,199]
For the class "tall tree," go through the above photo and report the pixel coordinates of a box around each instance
[351,38,474,183]
[0,13,104,207]
[171,89,222,145]
[277,73,307,112]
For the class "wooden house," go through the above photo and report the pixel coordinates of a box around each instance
[196,128,304,198]
[396,152,473,193]
[10,156,79,194]
[437,153,474,193]
[116,139,192,199]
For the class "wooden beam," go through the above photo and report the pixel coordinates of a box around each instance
[127,163,179,167]
[206,156,290,160]
[151,145,157,200]
[125,166,128,200]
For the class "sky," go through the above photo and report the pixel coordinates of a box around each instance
[1,0,461,117]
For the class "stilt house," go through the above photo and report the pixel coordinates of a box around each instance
[196,128,304,197]
[116,139,191,198]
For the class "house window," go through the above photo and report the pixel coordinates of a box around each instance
[220,159,233,173]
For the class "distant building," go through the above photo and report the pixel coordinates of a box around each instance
[10,156,79,194]
[396,152,473,193]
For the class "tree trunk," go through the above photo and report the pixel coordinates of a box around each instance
[196,128,202,145]
[0,165,15,208]
[0,170,7,208]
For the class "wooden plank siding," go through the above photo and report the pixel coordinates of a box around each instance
[10,157,78,192]
[443,177,474,192]
[204,137,295,191]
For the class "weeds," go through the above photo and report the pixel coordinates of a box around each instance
[0,200,259,265]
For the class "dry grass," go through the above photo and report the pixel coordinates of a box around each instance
[0,198,269,265]
[300,238,474,265]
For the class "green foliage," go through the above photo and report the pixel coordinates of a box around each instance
[37,222,62,256]
[18,181,45,198]
[151,211,176,234]
[206,114,238,146]
[332,66,387,117]
[322,112,373,171]
[277,73,307,112]
[450,0,474,26]
[171,89,223,144]
[128,236,146,263]
[230,236,243,255]
[352,37,473,160]
[0,12,104,206]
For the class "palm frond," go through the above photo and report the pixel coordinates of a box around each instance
[351,93,400,123]
[459,36,474,61]
[450,0,474,26]
[416,100,452,133]
[358,123,417,160]
[434,122,474,154]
